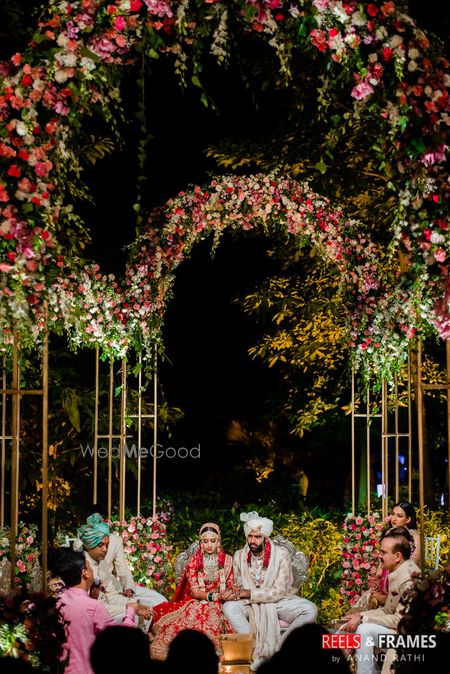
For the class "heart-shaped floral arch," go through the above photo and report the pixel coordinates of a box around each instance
[0,0,449,380]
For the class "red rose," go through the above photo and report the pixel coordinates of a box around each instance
[7,164,21,178]
[367,4,379,16]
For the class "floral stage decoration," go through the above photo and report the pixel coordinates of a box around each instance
[109,513,174,594]
[339,513,383,605]
[0,0,448,380]
[0,522,41,592]
[0,590,65,671]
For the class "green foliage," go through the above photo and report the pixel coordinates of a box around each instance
[240,251,350,437]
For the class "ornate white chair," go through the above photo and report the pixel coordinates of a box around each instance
[175,540,200,583]
[424,534,441,571]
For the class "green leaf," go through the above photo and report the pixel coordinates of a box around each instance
[314,159,328,174]
[147,48,159,59]
[191,75,201,88]
[62,388,81,433]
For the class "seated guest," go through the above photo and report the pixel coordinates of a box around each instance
[77,514,165,630]
[150,522,234,660]
[76,507,143,598]
[223,511,317,670]
[355,502,420,611]
[58,549,151,674]
[341,527,420,674]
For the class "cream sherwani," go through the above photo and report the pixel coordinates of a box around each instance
[103,533,135,593]
[85,533,166,631]
[356,559,421,674]
[223,542,317,666]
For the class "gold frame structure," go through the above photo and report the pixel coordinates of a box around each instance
[415,338,450,568]
[352,340,450,568]
[92,348,158,521]
[0,315,49,591]
[351,357,412,520]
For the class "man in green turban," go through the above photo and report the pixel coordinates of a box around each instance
[78,515,110,555]
[77,512,166,630]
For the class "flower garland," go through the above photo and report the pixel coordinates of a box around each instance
[247,538,271,569]
[0,522,40,591]
[0,0,448,381]
[339,513,383,605]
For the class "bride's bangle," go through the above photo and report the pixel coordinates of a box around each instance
[207,591,213,601]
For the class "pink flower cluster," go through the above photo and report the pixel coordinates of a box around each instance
[109,513,173,592]
[0,522,40,590]
[310,0,450,342]
[339,513,383,605]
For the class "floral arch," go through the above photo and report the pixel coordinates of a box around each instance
[0,0,449,380]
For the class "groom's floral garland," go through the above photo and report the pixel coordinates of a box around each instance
[0,1,448,379]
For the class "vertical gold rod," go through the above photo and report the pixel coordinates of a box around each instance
[10,332,19,587]
[366,386,371,515]
[93,349,99,505]
[41,307,49,593]
[152,349,157,516]
[1,356,6,528]
[416,337,425,570]
[446,340,450,511]
[407,349,412,502]
[137,355,142,517]
[394,374,399,503]
[108,361,113,520]
[381,380,388,520]
[351,367,355,515]
[119,360,127,522]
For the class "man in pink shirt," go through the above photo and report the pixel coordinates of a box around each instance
[58,549,152,674]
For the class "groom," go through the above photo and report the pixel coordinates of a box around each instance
[223,511,317,669]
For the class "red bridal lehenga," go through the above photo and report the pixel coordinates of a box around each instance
[149,548,234,660]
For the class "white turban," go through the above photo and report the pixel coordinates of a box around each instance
[240,511,273,538]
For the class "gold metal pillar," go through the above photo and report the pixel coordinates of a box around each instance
[407,350,412,501]
[127,351,158,516]
[416,337,425,570]
[41,307,49,592]
[0,330,47,588]
[447,341,450,511]
[351,368,355,515]
[381,380,388,520]
[10,334,20,585]
[153,349,158,516]
[119,360,127,522]
[93,349,99,504]
[108,360,114,519]
[0,356,11,528]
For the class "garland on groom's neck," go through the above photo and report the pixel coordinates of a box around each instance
[247,539,271,568]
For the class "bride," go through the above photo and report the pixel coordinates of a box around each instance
[150,522,235,660]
